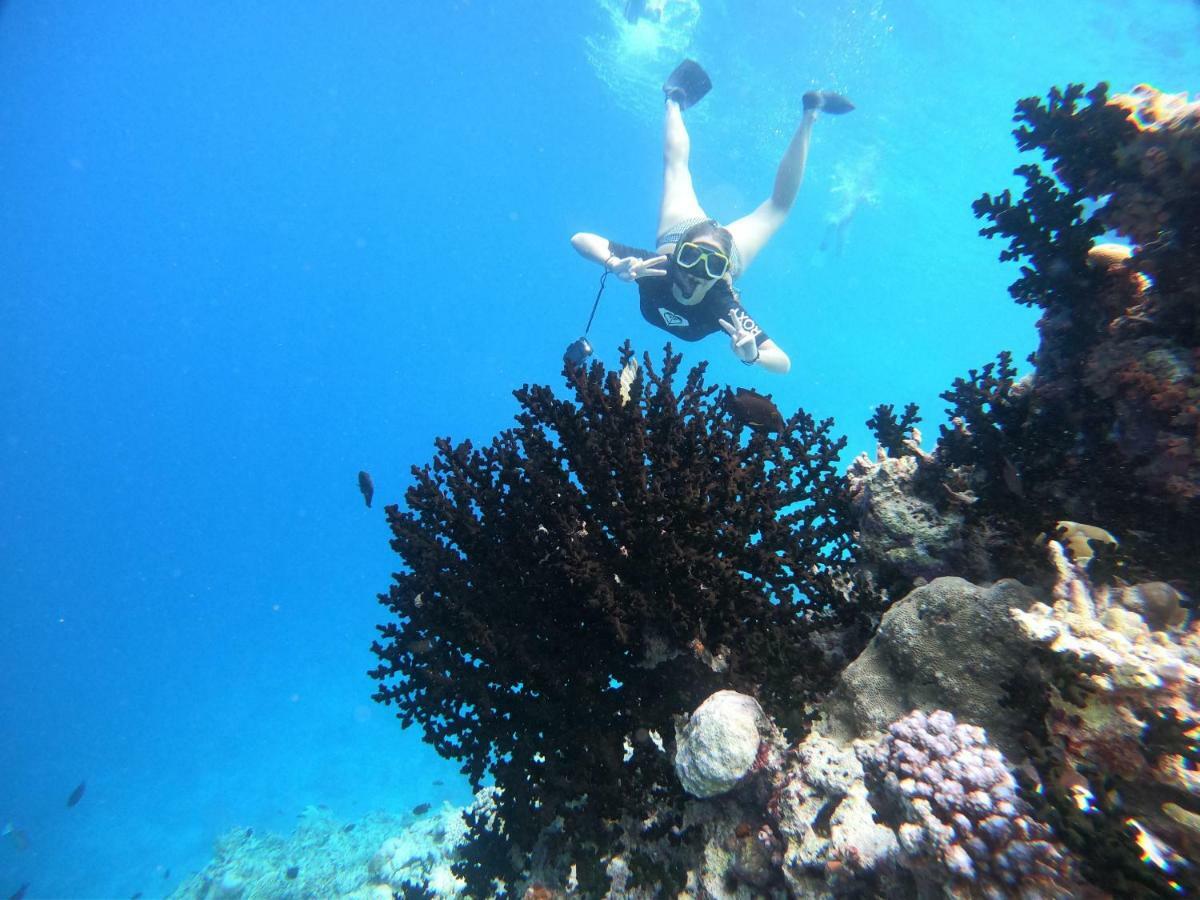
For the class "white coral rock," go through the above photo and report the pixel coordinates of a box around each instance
[674,690,773,798]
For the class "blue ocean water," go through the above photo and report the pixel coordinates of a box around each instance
[0,1,1196,896]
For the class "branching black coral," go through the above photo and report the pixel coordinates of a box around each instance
[369,343,876,894]
[972,167,1104,313]
[866,402,921,458]
[1010,84,1138,198]
[904,83,1199,587]
[938,351,1024,473]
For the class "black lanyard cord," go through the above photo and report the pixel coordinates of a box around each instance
[582,270,609,338]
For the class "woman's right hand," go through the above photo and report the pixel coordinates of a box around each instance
[608,255,668,283]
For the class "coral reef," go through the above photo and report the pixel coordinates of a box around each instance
[168,803,468,900]
[851,83,1199,596]
[844,85,1200,892]
[348,82,1198,899]
[845,440,968,587]
[963,82,1198,588]
[370,343,881,895]
[858,709,1079,897]
[1012,541,1199,896]
[369,802,471,896]
[774,730,902,897]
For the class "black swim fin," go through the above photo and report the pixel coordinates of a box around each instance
[802,90,855,115]
[663,59,712,109]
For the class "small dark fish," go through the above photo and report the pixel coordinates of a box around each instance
[357,470,374,508]
[244,827,253,838]
[66,781,86,807]
[9,883,29,900]
[2,824,30,852]
[131,893,143,899]
[163,869,171,880]
[726,388,785,433]
[342,823,355,833]
[412,803,431,816]
[1001,457,1024,497]
[433,780,444,786]
[285,866,299,880]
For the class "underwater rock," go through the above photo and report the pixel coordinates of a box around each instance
[845,446,965,585]
[818,577,1041,760]
[774,731,902,897]
[674,690,782,799]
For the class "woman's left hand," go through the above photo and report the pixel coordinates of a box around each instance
[718,316,760,364]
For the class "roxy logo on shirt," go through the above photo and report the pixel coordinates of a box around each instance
[657,308,689,328]
[727,307,761,338]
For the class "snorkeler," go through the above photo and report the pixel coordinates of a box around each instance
[623,0,664,23]
[571,60,853,374]
[820,192,872,256]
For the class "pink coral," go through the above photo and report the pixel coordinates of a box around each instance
[858,709,1079,896]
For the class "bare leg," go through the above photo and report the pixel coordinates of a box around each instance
[656,98,706,250]
[726,109,818,275]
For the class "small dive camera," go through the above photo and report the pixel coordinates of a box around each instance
[563,337,593,367]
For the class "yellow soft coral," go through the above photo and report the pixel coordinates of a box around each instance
[1109,84,1200,132]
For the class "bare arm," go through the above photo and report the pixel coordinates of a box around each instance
[719,308,791,374]
[570,232,668,282]
[752,339,791,374]
[571,232,617,267]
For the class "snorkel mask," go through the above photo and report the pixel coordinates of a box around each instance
[670,220,734,293]
[676,242,731,279]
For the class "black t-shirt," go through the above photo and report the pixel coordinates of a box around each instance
[609,242,768,346]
